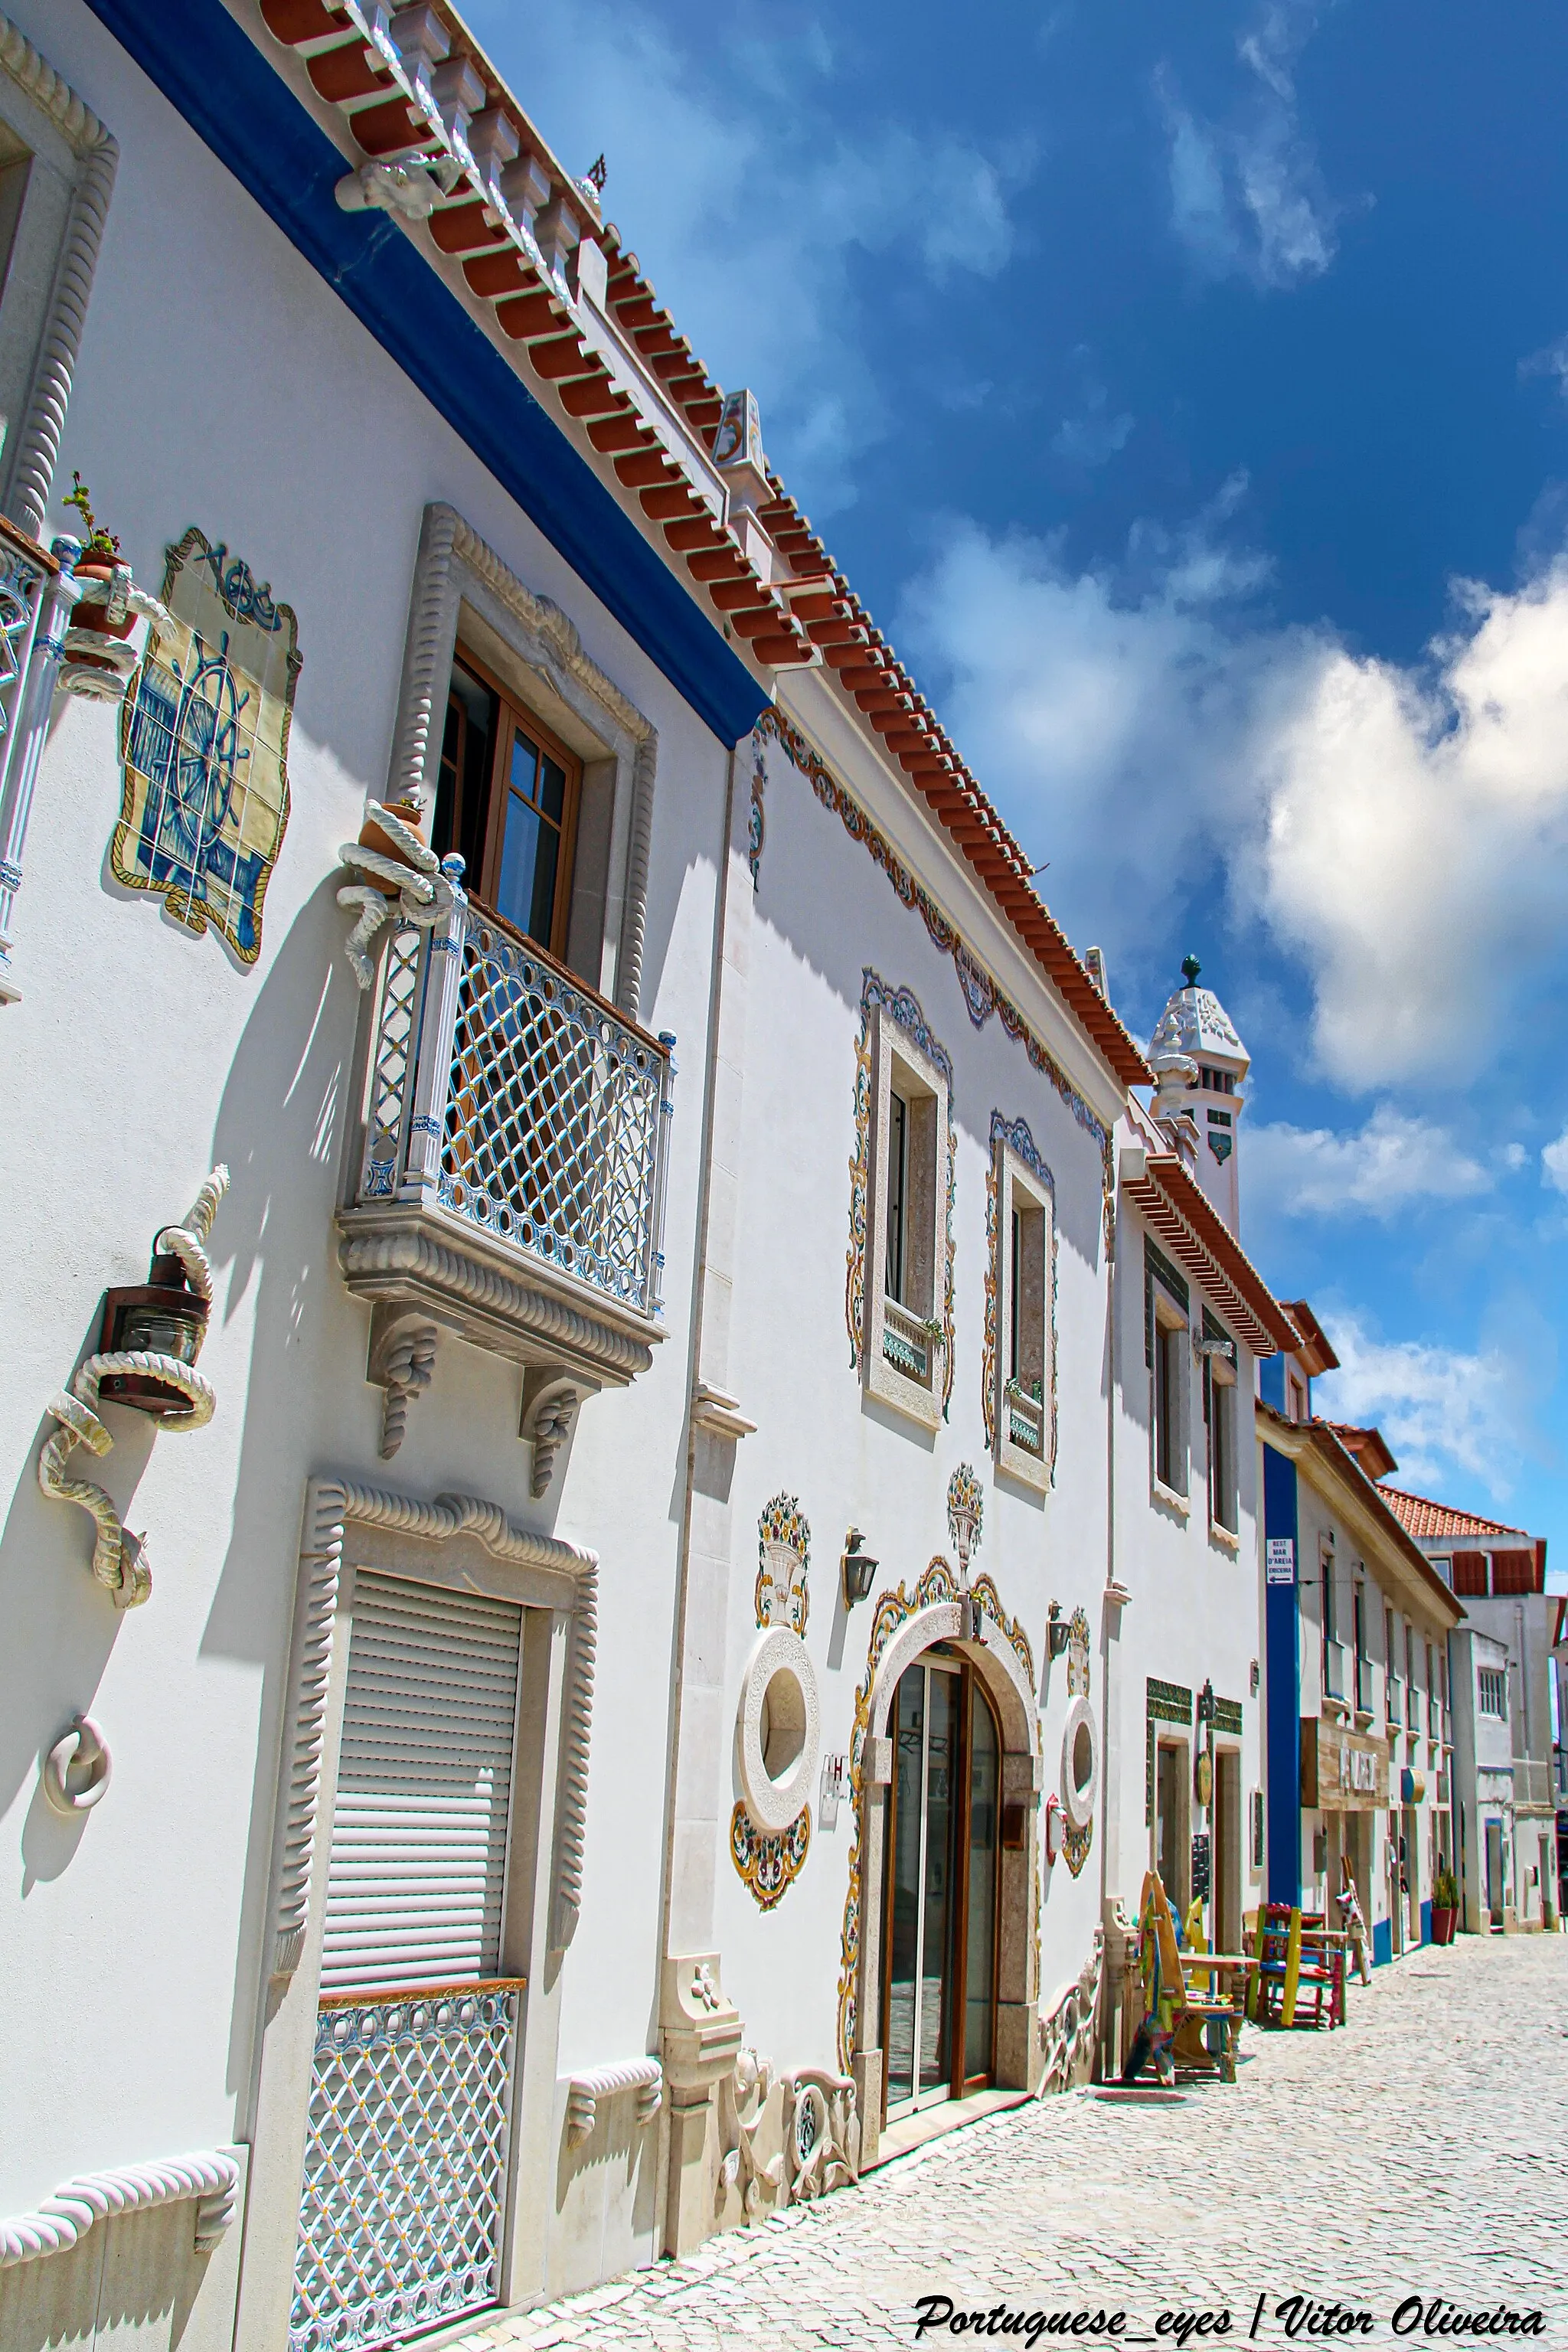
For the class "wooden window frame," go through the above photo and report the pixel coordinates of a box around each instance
[446,639,583,965]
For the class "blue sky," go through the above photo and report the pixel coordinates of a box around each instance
[475,0,1568,1573]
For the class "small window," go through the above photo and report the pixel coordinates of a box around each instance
[1289,1377,1307,1423]
[433,646,580,959]
[1204,1343,1238,1534]
[1478,1668,1508,1720]
[885,1087,909,1304]
[1153,1312,1186,1494]
[993,1133,1053,1489]
[864,992,949,1432]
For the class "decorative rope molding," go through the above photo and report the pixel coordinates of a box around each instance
[38,1168,228,1609]
[337,1221,655,1378]
[270,1478,599,1982]
[0,2148,239,2270]
[385,503,658,1018]
[756,709,1117,1249]
[0,14,118,542]
[565,2057,662,2144]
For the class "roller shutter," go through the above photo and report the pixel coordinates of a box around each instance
[319,1571,522,1991]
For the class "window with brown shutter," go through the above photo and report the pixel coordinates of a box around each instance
[1490,1549,1536,1595]
[1451,1550,1488,1596]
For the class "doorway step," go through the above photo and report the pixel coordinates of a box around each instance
[869,2086,1032,2171]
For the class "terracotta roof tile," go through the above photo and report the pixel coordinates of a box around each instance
[1377,1487,1531,1544]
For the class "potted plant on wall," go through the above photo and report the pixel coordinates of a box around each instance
[1431,1866,1459,1945]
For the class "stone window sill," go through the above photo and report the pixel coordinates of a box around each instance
[1151,1477,1190,1520]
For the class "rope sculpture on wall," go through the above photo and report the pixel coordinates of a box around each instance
[37,1167,228,1609]
[336,798,459,988]
[0,2148,239,2269]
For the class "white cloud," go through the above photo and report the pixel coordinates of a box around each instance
[1314,1314,1519,1495]
[1159,5,1350,290]
[1256,560,1568,1085]
[467,0,1025,511]
[1246,1106,1491,1220]
[1050,384,1135,469]
[1521,335,1568,399]
[893,501,1311,962]
[899,498,1568,1088]
[1544,1128,1568,1193]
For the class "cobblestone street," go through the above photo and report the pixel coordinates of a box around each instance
[456,1936,1567,2352]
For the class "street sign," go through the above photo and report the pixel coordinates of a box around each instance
[1266,1537,1295,1586]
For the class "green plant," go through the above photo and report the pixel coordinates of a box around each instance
[1434,1866,1459,1909]
[63,472,119,560]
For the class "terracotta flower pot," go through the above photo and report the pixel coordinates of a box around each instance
[356,800,429,894]
[1429,1906,1457,1945]
[71,554,136,641]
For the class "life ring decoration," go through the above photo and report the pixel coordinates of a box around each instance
[1060,1694,1099,1877]
[737,1628,821,1833]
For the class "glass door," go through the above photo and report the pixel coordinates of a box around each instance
[882,1655,1000,2120]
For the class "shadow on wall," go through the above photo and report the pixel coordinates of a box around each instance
[194,877,364,2109]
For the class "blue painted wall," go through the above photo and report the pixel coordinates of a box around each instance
[1258,1354,1287,1413]
[1263,1439,1302,1908]
[1372,1916,1391,1968]
[81,0,769,753]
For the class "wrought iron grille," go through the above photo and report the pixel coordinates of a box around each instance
[356,903,673,1318]
[290,1983,519,2352]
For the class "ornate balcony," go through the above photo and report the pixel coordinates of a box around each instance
[338,897,675,1459]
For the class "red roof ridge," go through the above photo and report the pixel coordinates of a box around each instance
[1377,1484,1531,1544]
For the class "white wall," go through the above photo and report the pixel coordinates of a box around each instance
[0,0,727,2225]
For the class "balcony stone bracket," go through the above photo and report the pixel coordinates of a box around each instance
[341,1200,656,1456]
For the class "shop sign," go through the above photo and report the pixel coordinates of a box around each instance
[1300,1717,1389,1810]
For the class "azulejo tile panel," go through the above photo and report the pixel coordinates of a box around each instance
[730,1800,811,1911]
[756,1492,810,1635]
[113,528,299,963]
[756,707,1115,1250]
[844,969,957,1418]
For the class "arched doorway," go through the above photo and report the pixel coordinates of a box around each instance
[881,1650,1002,2118]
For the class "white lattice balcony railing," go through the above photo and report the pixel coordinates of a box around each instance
[1004,1381,1046,1457]
[881,1295,935,1386]
[338,897,675,1403]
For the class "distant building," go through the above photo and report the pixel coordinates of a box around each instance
[1380,1492,1559,1932]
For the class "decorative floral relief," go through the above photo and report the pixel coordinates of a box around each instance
[968,1571,1036,1688]
[1064,1606,1094,1878]
[731,1800,810,1911]
[756,707,1115,1251]
[946,1462,984,1563]
[756,1493,810,1635]
[844,969,956,1417]
[113,527,299,964]
[982,1112,1060,1477]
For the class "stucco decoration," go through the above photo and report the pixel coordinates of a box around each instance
[946,1462,984,1566]
[0,15,118,544]
[564,2059,662,2145]
[38,1165,228,1609]
[748,736,766,887]
[112,530,299,964]
[41,1713,111,1815]
[0,2148,239,2269]
[756,1492,809,1634]
[1061,1607,1096,1877]
[270,1479,598,1982]
[845,970,956,1417]
[1036,1929,1104,2097]
[756,707,1116,1249]
[715,2051,859,2226]
[982,1111,1059,1475]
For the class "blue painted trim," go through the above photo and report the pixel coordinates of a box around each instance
[1263,1440,1302,1909]
[1372,1916,1391,1968]
[1419,1898,1432,1946]
[80,0,769,752]
[1258,1354,1286,1413]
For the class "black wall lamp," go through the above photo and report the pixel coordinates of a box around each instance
[841,1528,878,1606]
[1047,1601,1070,1659]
